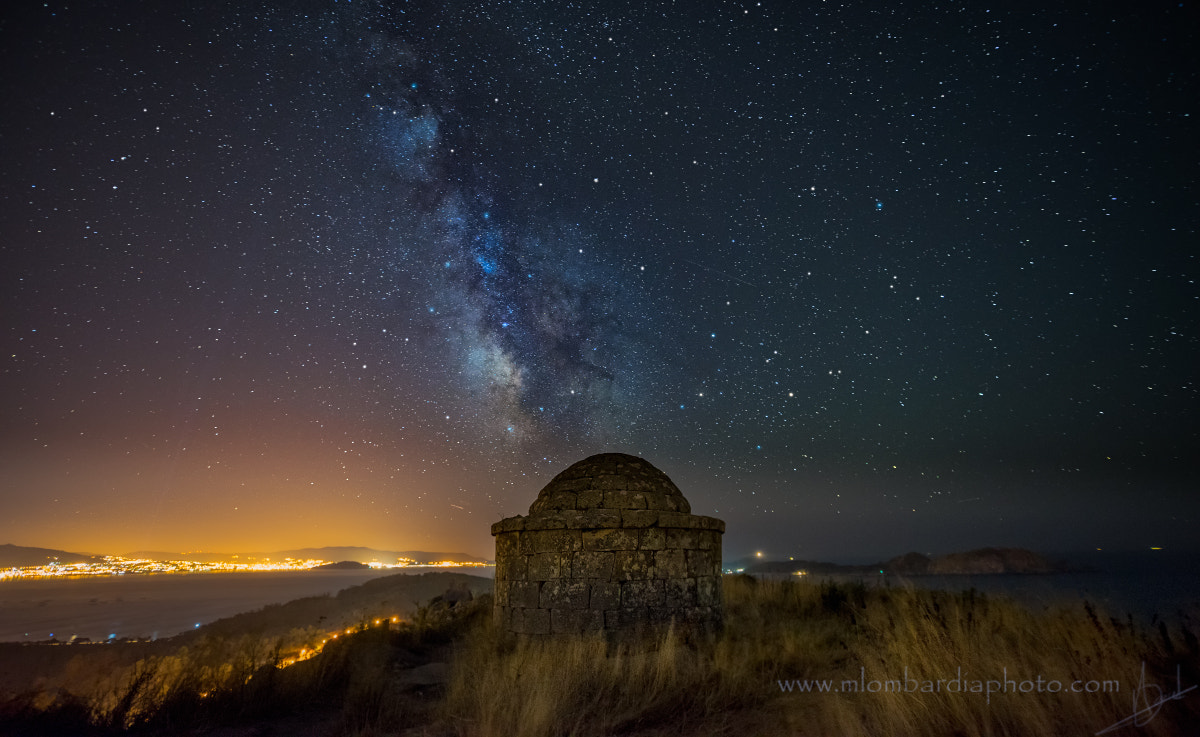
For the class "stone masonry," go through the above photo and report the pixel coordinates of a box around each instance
[491,453,725,637]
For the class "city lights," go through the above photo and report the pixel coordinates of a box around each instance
[0,555,492,580]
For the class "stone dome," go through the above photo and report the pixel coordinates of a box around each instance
[528,453,691,515]
[492,452,725,637]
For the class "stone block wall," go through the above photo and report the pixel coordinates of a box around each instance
[491,509,724,636]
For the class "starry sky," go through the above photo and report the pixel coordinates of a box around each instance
[2,0,1197,562]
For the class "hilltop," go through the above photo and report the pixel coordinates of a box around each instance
[3,572,1194,736]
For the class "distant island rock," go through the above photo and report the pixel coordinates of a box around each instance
[885,547,1065,575]
[314,560,370,570]
[739,547,1069,577]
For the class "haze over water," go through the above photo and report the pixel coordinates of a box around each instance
[0,568,492,643]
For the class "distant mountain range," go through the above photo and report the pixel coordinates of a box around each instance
[0,543,490,568]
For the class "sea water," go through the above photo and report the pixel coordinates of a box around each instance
[908,551,1200,620]
[0,567,494,642]
[762,550,1200,622]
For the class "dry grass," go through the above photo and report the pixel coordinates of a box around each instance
[4,577,1197,736]
[442,577,1199,737]
[798,583,1184,737]
[444,624,734,736]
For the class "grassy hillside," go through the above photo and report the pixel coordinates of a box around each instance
[0,572,491,710]
[3,575,1196,736]
[168,571,492,647]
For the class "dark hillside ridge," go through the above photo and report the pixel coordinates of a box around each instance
[0,543,100,567]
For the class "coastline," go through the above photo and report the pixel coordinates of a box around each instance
[0,566,494,643]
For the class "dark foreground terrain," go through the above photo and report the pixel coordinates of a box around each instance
[3,572,1197,736]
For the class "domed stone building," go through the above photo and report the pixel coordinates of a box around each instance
[491,453,725,637]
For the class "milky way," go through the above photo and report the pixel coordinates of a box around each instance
[299,4,665,450]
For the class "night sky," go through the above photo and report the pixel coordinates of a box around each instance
[2,0,1196,562]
